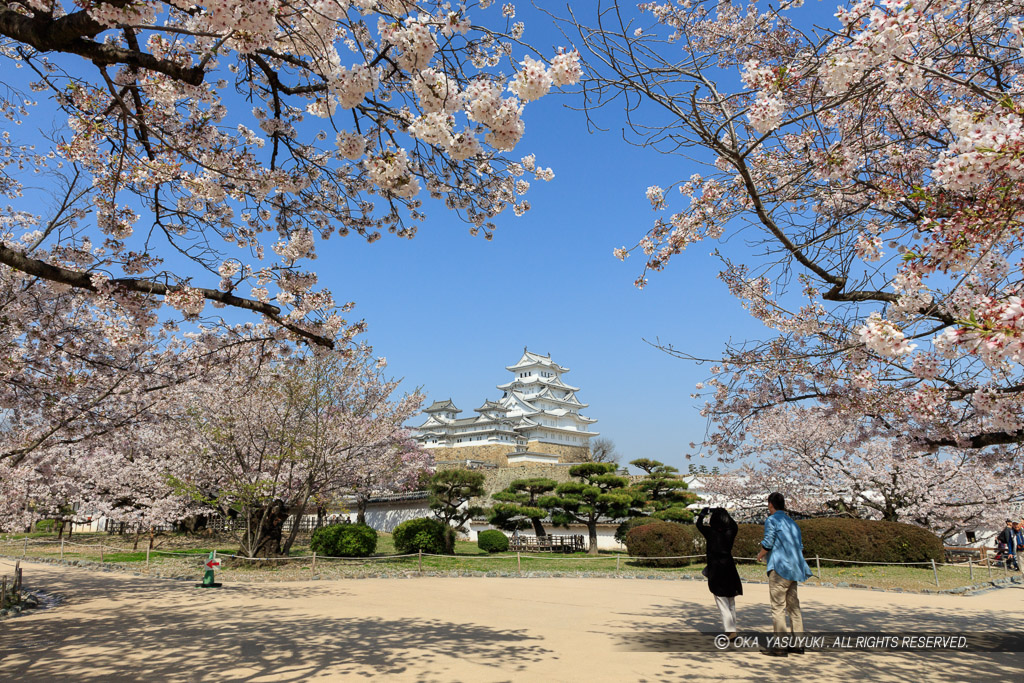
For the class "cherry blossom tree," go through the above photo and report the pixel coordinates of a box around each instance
[572,1,1024,458]
[174,345,424,557]
[335,431,432,526]
[1,0,581,351]
[702,407,1010,539]
[0,1,582,530]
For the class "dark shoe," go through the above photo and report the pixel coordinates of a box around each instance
[787,647,805,654]
[759,648,788,657]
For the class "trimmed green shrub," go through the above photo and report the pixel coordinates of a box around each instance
[310,523,377,557]
[477,529,510,553]
[734,524,767,562]
[35,519,56,533]
[625,521,704,567]
[615,516,655,544]
[797,518,944,565]
[392,517,453,555]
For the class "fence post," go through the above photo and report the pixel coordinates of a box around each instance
[968,557,973,583]
[931,559,939,588]
[22,536,27,557]
[60,536,65,561]
[15,564,21,593]
[100,544,104,563]
[418,549,422,573]
[312,552,317,575]
[517,551,521,573]
[146,545,150,571]
[1,575,6,609]
[616,555,621,572]
[815,555,821,581]
[987,554,992,580]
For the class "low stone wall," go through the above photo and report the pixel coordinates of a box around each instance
[429,445,515,466]
[427,442,591,467]
[479,464,578,497]
[524,442,590,463]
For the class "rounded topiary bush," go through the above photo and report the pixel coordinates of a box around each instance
[310,523,378,557]
[392,517,452,554]
[615,516,656,545]
[797,518,944,565]
[625,521,704,567]
[477,529,510,553]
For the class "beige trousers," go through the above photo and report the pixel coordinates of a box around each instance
[768,571,803,635]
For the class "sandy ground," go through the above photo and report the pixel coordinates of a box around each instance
[0,561,1022,682]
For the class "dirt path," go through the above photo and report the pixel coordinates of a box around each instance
[0,561,1021,682]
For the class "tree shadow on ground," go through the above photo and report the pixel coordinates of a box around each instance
[0,567,551,682]
[607,586,1024,683]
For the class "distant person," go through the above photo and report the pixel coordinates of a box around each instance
[996,520,1018,570]
[696,507,742,640]
[1013,522,1024,572]
[756,492,812,657]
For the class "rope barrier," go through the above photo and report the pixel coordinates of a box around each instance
[2,536,1013,572]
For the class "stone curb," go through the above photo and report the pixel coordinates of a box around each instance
[8,554,1023,596]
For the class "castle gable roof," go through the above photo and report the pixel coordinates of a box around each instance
[505,348,569,374]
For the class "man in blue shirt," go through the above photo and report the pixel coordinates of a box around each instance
[756,492,812,656]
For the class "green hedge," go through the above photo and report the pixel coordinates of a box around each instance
[733,524,767,562]
[625,517,943,568]
[796,518,944,565]
[477,529,510,553]
[392,517,453,555]
[624,522,704,567]
[309,523,377,557]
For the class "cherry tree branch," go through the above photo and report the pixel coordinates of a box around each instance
[0,243,334,348]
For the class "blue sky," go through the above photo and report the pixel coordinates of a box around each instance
[326,4,796,471]
[331,71,762,471]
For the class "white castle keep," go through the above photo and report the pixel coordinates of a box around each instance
[412,349,599,466]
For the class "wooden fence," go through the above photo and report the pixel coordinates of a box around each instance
[509,535,586,553]
[944,545,1020,567]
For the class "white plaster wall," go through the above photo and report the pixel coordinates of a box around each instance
[466,521,625,551]
[336,500,431,533]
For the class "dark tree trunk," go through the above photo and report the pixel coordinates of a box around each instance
[179,515,210,534]
[281,483,314,556]
[587,520,599,555]
[531,517,546,538]
[241,499,289,557]
[356,497,367,526]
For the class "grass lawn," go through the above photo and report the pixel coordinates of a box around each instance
[1,531,1018,592]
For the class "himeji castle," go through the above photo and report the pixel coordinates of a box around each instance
[412,349,599,466]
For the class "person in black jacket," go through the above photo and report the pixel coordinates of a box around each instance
[696,506,743,638]
[996,520,1019,570]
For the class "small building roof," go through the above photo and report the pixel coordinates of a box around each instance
[423,399,460,414]
[475,400,508,413]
